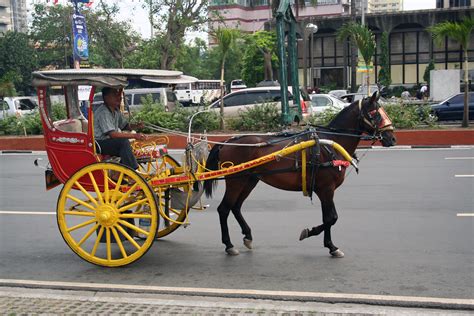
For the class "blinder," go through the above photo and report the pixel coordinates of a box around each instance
[358,99,394,135]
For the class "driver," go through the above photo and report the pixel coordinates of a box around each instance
[94,87,147,170]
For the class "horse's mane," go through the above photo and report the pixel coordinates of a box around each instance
[327,100,360,129]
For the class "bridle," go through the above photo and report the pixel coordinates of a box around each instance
[358,98,394,140]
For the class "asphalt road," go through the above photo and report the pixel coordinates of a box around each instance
[0,148,472,300]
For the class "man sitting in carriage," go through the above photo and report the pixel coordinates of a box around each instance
[94,87,148,171]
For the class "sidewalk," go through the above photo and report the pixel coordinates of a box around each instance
[1,286,471,315]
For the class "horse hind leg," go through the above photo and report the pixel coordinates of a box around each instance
[217,196,238,255]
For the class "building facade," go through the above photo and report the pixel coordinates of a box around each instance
[367,0,402,13]
[10,0,27,33]
[436,0,472,8]
[0,0,11,33]
[301,7,474,88]
[208,0,349,35]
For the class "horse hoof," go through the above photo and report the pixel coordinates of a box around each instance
[243,238,252,249]
[299,228,309,241]
[330,249,345,258]
[226,247,239,256]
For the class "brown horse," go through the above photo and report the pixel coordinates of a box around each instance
[204,92,396,257]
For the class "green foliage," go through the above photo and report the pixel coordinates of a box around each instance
[51,103,67,121]
[242,31,278,87]
[131,96,219,133]
[30,3,138,69]
[378,32,391,88]
[306,109,340,126]
[337,22,376,70]
[423,60,435,84]
[0,32,38,95]
[428,17,474,50]
[0,112,42,135]
[383,103,437,129]
[227,102,281,131]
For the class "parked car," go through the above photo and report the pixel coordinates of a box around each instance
[229,79,247,93]
[0,96,38,119]
[93,88,178,112]
[431,92,474,121]
[309,94,349,115]
[209,86,311,120]
[328,89,348,99]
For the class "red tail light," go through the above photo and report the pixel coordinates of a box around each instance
[300,98,308,113]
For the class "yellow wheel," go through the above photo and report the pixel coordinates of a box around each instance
[137,155,190,238]
[56,162,158,267]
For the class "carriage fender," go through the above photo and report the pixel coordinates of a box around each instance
[319,139,358,171]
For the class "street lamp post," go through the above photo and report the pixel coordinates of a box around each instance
[306,23,318,91]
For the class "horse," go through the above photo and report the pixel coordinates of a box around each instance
[203,92,397,257]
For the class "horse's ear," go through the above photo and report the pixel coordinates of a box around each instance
[370,91,379,104]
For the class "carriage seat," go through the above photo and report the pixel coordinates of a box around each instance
[53,118,88,133]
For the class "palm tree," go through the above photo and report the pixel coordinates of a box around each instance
[211,27,240,129]
[428,17,474,128]
[337,22,376,95]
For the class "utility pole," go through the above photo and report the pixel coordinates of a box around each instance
[350,0,357,92]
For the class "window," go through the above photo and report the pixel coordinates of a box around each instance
[312,96,331,107]
[223,92,246,107]
[133,93,161,106]
[0,100,9,111]
[15,99,37,111]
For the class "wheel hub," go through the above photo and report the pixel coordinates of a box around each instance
[96,205,118,227]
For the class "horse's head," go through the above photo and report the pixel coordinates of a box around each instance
[359,92,396,147]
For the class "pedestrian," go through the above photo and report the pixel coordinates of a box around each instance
[94,87,147,170]
[420,84,428,101]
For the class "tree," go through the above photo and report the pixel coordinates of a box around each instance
[429,17,474,127]
[0,32,38,95]
[30,2,138,69]
[242,31,278,87]
[144,0,210,70]
[337,22,376,95]
[378,32,391,88]
[423,59,435,84]
[212,27,240,129]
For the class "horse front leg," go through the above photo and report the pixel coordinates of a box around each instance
[299,191,344,258]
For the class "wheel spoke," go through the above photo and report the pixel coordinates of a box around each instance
[64,211,95,217]
[74,181,99,207]
[118,219,149,237]
[103,170,110,203]
[115,224,141,250]
[91,226,104,257]
[66,218,97,233]
[115,182,139,207]
[110,172,125,203]
[88,172,104,205]
[120,213,152,219]
[106,228,111,261]
[111,227,127,259]
[66,194,96,212]
[77,223,100,246]
[117,198,148,213]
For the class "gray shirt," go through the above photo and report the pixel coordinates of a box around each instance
[94,104,128,140]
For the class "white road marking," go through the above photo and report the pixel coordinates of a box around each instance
[457,213,474,217]
[455,175,474,178]
[445,157,474,160]
[0,279,472,308]
[0,211,55,215]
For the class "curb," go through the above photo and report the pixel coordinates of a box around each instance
[0,279,472,311]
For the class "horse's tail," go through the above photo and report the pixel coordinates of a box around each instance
[204,144,221,198]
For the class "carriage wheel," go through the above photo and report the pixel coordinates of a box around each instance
[137,155,189,238]
[57,162,158,267]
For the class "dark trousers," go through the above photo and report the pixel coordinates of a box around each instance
[96,138,138,170]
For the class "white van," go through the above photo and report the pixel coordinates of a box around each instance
[230,79,247,93]
[0,96,38,119]
[93,88,178,112]
[174,80,222,106]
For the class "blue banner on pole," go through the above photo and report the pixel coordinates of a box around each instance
[72,12,89,61]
